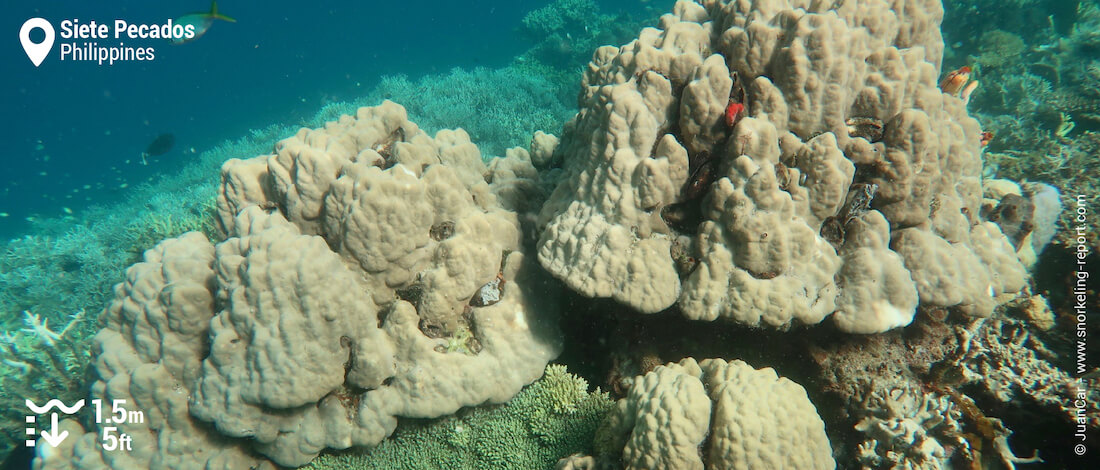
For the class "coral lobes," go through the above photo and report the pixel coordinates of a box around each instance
[26,0,1093,469]
[595,358,834,470]
[535,0,1026,332]
[36,102,562,468]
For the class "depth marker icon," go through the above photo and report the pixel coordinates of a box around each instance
[26,399,84,448]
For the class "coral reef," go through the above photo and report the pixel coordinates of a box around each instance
[853,385,965,470]
[535,0,1026,331]
[973,30,1027,69]
[0,311,89,460]
[13,2,1097,469]
[953,318,1100,429]
[981,178,1063,267]
[34,102,563,468]
[0,123,292,465]
[364,67,574,158]
[812,315,960,404]
[594,358,834,470]
[306,364,613,470]
[517,0,652,72]
[851,381,1044,470]
[946,0,1100,248]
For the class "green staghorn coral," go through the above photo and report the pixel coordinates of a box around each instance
[516,0,654,73]
[365,66,573,158]
[973,30,1027,69]
[304,364,613,470]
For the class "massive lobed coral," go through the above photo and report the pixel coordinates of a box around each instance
[594,357,834,469]
[35,102,562,468]
[536,0,1027,332]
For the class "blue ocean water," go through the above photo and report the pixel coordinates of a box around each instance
[2,0,652,239]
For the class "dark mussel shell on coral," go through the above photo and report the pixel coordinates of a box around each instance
[378,127,407,167]
[661,201,705,234]
[820,216,846,249]
[845,117,884,143]
[682,155,720,201]
[729,71,746,104]
[775,162,792,191]
[430,221,456,241]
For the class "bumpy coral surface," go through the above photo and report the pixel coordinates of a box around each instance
[597,358,834,470]
[36,102,562,468]
[536,0,1026,332]
[33,233,270,470]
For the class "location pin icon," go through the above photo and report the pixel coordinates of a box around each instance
[20,18,55,67]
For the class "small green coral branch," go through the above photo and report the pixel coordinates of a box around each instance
[305,364,613,470]
[120,195,218,254]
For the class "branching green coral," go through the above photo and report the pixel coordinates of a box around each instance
[364,66,573,158]
[120,195,217,254]
[305,364,613,470]
[530,364,589,414]
[973,30,1026,69]
[0,310,91,460]
[516,0,654,73]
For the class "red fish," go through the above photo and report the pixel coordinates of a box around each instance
[725,101,745,127]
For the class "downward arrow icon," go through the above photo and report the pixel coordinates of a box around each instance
[40,413,68,448]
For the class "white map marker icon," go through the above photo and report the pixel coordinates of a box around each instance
[20,18,54,67]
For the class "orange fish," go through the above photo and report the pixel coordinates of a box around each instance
[940,66,972,95]
[980,131,994,147]
[725,101,745,127]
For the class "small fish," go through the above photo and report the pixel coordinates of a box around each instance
[960,80,979,104]
[980,131,994,147]
[724,101,745,127]
[939,65,971,95]
[141,133,175,165]
[171,1,236,45]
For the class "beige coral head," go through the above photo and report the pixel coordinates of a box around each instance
[600,358,834,470]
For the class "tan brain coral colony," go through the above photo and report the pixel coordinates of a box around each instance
[36,102,562,469]
[594,358,835,470]
[535,0,1027,332]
